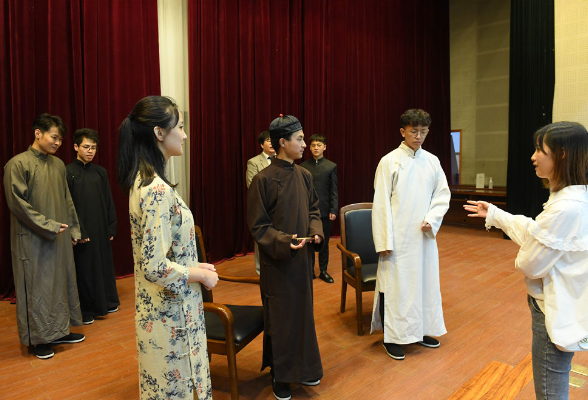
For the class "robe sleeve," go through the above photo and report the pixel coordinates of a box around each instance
[372,157,394,253]
[138,182,190,295]
[65,166,89,239]
[247,175,296,260]
[329,164,338,215]
[63,168,82,241]
[424,161,451,238]
[3,158,61,240]
[104,172,117,238]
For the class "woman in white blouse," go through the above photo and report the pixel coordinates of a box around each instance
[464,121,588,400]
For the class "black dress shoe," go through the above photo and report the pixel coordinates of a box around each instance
[318,271,334,283]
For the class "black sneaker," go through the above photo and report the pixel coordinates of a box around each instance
[51,333,85,344]
[418,336,440,348]
[34,344,54,359]
[318,271,334,283]
[383,342,405,360]
[107,307,119,313]
[82,315,94,325]
[272,379,291,400]
[301,378,321,386]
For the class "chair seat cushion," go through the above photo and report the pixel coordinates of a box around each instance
[348,262,378,284]
[204,305,264,346]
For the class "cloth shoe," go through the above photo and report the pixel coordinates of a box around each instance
[107,307,119,313]
[318,271,334,283]
[272,379,291,400]
[418,336,440,348]
[383,342,405,360]
[301,378,321,386]
[82,315,94,325]
[34,344,54,359]
[51,333,85,344]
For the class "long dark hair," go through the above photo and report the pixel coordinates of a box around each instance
[534,121,588,192]
[117,96,180,195]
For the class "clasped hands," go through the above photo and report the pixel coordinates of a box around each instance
[57,223,91,245]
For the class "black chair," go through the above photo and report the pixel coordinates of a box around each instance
[336,203,379,336]
[194,225,264,400]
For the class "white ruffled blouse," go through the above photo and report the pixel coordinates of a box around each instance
[485,185,588,350]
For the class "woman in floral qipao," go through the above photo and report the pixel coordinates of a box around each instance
[118,96,219,399]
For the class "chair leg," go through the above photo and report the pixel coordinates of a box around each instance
[356,285,364,336]
[226,346,239,400]
[340,279,347,313]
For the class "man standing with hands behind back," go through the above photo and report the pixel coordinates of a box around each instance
[300,134,338,283]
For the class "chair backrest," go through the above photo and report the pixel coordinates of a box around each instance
[194,225,213,302]
[340,203,379,268]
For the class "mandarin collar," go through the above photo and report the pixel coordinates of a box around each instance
[399,142,421,158]
[72,158,90,168]
[28,146,48,161]
[272,157,296,170]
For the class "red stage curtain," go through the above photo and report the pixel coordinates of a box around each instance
[187,0,451,263]
[0,0,160,299]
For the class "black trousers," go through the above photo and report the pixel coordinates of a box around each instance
[311,217,331,273]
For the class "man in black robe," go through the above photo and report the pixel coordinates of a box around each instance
[66,128,119,324]
[247,114,324,400]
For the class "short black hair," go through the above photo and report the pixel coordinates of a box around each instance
[271,130,299,156]
[73,128,99,146]
[257,130,270,145]
[309,134,326,145]
[33,113,66,136]
[399,109,431,129]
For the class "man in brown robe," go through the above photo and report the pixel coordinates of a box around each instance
[247,114,324,400]
[3,113,85,359]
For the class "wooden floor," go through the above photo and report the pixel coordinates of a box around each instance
[1,224,588,399]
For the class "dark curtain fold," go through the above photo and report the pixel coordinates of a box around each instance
[507,0,554,218]
[188,0,451,263]
[0,0,160,299]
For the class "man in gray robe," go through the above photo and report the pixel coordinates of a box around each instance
[3,113,85,359]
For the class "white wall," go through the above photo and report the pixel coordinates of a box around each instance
[553,0,588,126]
[158,0,191,203]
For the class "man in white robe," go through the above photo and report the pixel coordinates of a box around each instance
[370,109,450,360]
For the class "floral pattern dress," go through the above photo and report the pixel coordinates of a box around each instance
[129,175,212,399]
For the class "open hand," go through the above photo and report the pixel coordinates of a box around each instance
[463,200,490,218]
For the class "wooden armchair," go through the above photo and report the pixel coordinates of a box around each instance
[194,225,264,400]
[337,203,379,336]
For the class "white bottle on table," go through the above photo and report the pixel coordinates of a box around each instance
[488,177,493,189]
